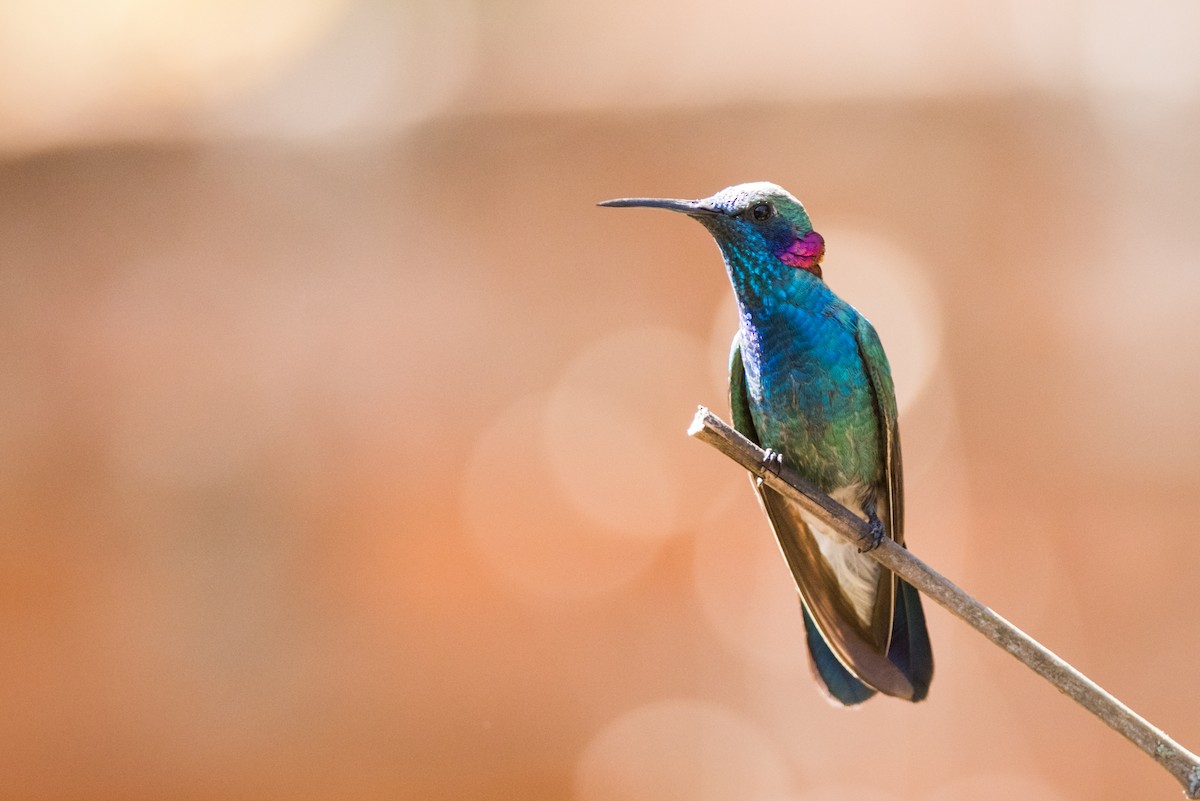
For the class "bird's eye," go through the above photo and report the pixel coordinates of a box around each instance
[750,203,773,222]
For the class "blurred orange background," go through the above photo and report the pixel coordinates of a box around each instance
[3,1,1199,799]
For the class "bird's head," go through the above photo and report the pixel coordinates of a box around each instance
[599,181,826,279]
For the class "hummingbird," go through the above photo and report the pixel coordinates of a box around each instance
[599,182,932,704]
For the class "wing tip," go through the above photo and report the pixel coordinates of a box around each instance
[804,583,935,704]
[804,607,878,706]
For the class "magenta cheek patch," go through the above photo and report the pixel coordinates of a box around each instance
[778,229,826,277]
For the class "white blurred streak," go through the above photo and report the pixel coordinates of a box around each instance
[1078,0,1200,146]
[5,0,1200,152]
[1082,0,1200,108]
[471,0,1017,111]
[0,0,352,150]
[1002,0,1084,91]
[207,0,479,140]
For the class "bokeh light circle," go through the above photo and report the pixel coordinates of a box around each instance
[542,386,677,541]
[544,325,728,541]
[574,698,792,801]
[462,394,666,600]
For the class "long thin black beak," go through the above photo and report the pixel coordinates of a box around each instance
[597,197,721,216]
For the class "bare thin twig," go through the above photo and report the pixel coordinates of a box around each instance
[688,406,1200,799]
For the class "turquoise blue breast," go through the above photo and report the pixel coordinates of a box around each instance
[738,282,883,492]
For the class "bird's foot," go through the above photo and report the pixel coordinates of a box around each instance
[859,513,886,553]
[757,448,784,488]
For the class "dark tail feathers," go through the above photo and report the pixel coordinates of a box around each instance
[803,580,933,705]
